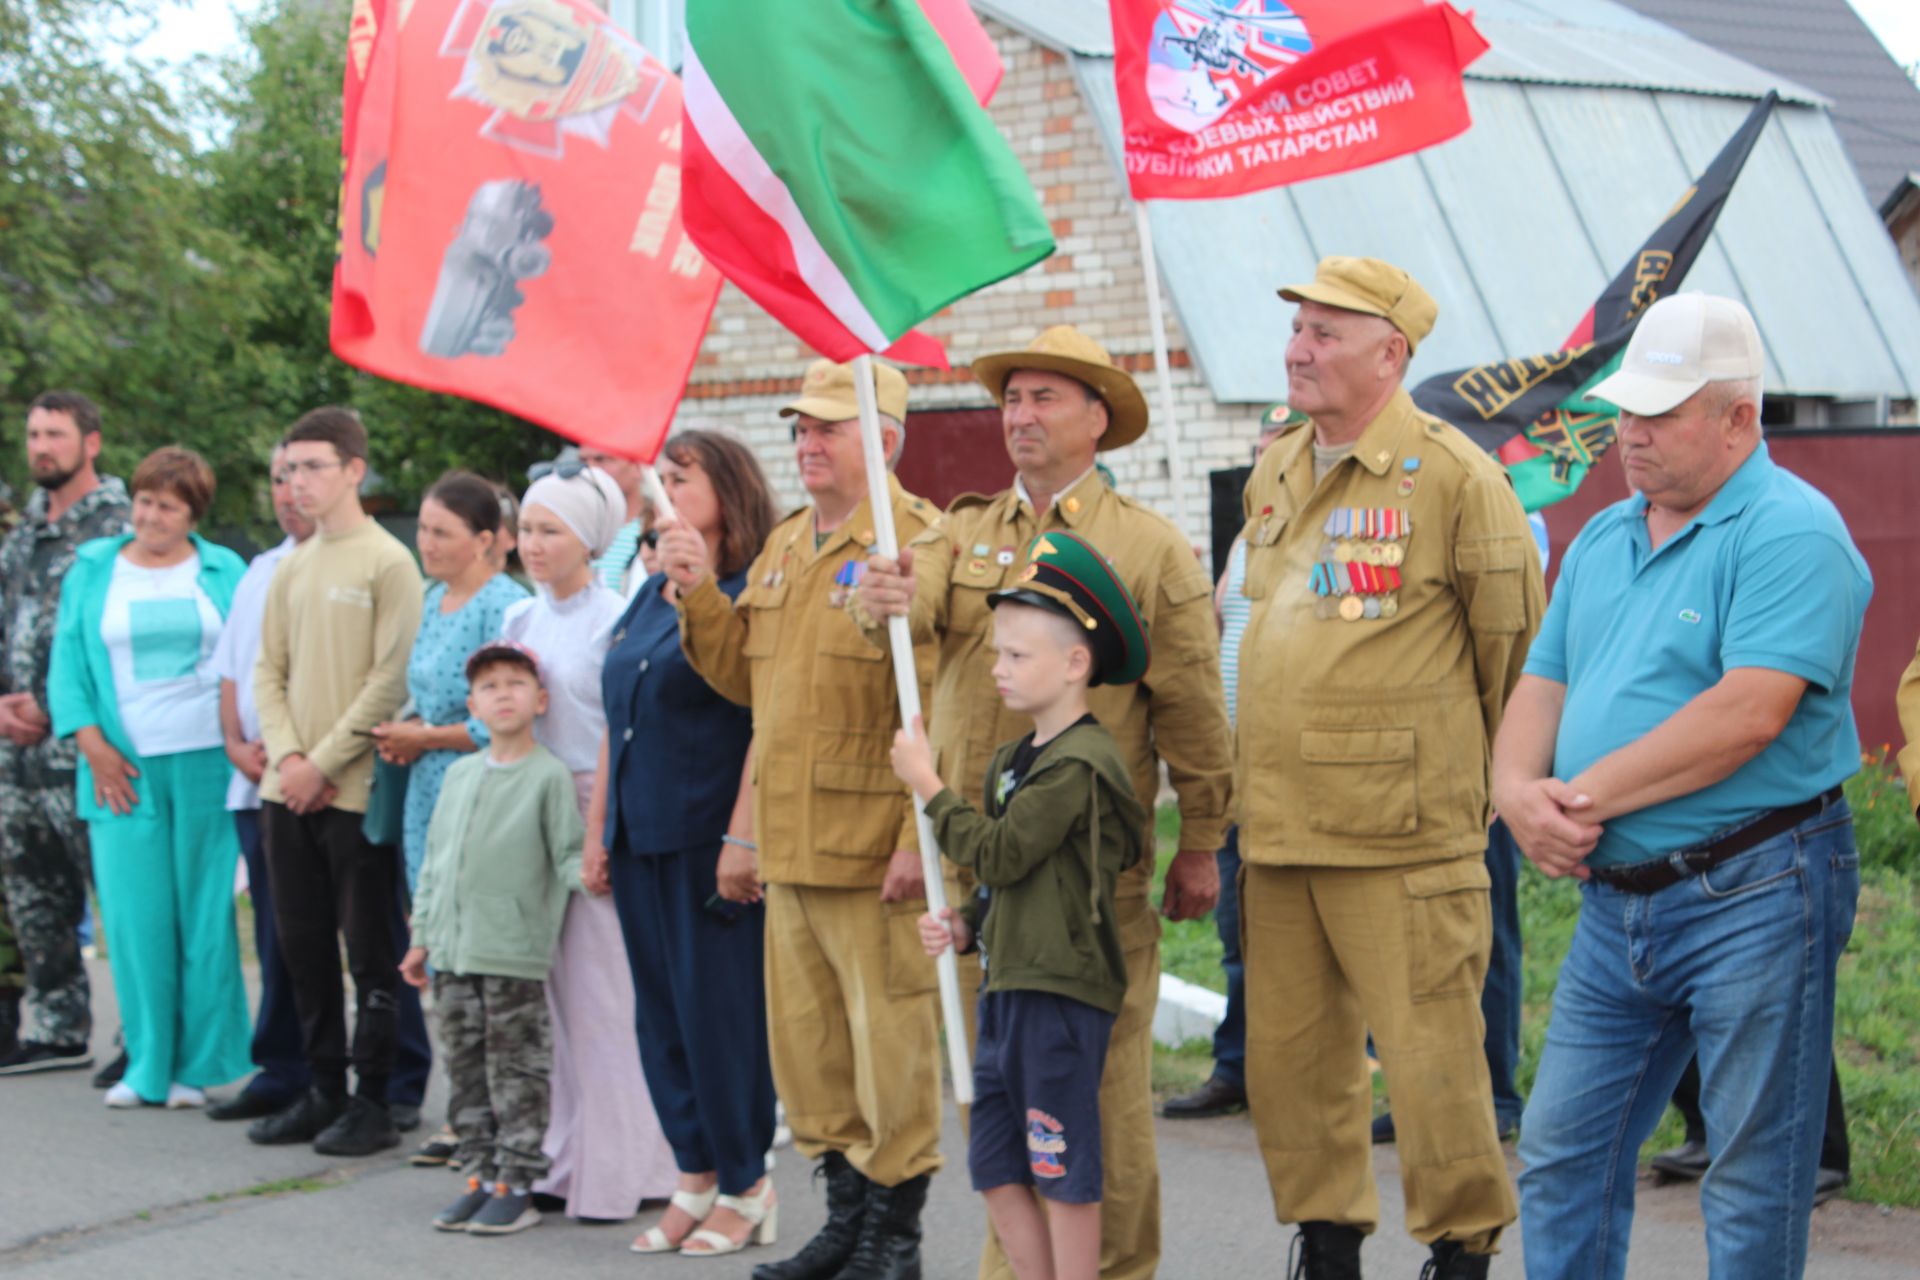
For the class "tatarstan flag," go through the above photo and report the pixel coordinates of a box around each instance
[679,0,1054,367]
[1412,92,1778,511]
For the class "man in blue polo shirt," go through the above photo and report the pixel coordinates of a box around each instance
[1495,293,1869,1278]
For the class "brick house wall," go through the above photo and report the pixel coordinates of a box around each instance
[668,18,1271,551]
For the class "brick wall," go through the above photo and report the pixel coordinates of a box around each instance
[669,18,1270,554]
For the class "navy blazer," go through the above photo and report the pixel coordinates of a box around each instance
[602,569,754,855]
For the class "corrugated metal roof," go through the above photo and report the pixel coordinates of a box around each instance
[1073,56,1920,402]
[972,0,1113,57]
[1619,0,1920,205]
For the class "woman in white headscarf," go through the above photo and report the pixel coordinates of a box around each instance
[500,464,677,1222]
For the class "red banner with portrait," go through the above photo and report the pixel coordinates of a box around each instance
[1111,0,1490,200]
[332,0,720,462]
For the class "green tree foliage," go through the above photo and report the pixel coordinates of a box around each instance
[1,0,560,537]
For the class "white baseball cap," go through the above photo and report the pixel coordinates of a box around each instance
[1589,293,1765,416]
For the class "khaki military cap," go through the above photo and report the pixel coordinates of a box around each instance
[780,358,909,423]
[971,325,1150,452]
[1279,256,1439,353]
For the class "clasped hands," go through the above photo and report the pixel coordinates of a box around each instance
[1498,776,1603,880]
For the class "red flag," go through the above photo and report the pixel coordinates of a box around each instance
[332,0,720,463]
[1112,1,1490,200]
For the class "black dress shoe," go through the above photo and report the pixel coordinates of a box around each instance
[387,1102,422,1133]
[313,1096,401,1157]
[248,1089,347,1146]
[90,1047,128,1088]
[207,1089,296,1122]
[1649,1137,1710,1182]
[1813,1167,1849,1206]
[1161,1074,1247,1119]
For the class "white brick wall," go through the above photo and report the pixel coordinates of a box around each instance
[671,19,1272,558]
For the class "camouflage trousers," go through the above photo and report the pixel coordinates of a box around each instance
[0,740,93,1046]
[433,971,553,1185]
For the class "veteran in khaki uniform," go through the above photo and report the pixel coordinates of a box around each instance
[666,359,943,1280]
[1236,259,1543,1279]
[857,327,1233,1280]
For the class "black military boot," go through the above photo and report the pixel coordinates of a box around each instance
[836,1173,929,1280]
[1288,1221,1364,1280]
[752,1151,868,1280]
[0,988,19,1061]
[1420,1241,1491,1279]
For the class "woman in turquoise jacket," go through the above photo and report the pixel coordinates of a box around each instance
[48,447,252,1109]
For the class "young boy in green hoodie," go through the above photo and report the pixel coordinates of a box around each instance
[891,531,1149,1280]
[400,640,581,1238]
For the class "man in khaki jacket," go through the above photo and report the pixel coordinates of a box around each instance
[857,326,1233,1280]
[665,359,942,1280]
[1236,259,1542,1279]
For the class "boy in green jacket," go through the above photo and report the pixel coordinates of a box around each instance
[892,531,1149,1280]
[401,640,581,1237]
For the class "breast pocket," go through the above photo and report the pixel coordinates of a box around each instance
[1300,726,1417,837]
[948,581,998,636]
[1241,515,1290,601]
[739,579,789,659]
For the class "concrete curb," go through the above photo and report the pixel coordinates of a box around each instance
[1153,972,1226,1047]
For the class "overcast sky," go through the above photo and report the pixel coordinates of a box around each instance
[136,0,1920,71]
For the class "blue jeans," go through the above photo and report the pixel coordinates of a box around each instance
[1484,820,1523,1126]
[1517,799,1859,1279]
[1211,827,1245,1087]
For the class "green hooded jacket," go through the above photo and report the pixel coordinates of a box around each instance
[925,719,1147,1015]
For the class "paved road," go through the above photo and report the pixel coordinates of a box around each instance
[3,963,1912,1278]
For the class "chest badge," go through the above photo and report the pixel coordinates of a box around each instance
[1679,608,1702,624]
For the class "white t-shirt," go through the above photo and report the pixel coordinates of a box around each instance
[209,537,298,810]
[101,553,225,758]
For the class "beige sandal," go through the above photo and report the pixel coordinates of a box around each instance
[629,1185,719,1254]
[679,1182,777,1258]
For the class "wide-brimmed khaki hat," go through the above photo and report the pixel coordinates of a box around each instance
[970,326,1149,452]
[1279,256,1438,353]
[1589,293,1764,416]
[780,358,909,423]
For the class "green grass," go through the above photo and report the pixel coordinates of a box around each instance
[205,1173,341,1203]
[1148,772,1920,1207]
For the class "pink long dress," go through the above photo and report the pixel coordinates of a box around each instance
[503,586,678,1218]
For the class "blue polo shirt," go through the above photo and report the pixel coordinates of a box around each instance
[1524,441,1870,868]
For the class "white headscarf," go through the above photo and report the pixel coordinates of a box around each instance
[520,467,627,558]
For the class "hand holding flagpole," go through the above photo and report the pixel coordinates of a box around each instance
[851,354,974,1107]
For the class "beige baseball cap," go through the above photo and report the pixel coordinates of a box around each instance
[1278,256,1438,353]
[780,358,910,423]
[1589,293,1765,416]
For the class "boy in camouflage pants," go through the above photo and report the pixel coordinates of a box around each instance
[400,640,581,1237]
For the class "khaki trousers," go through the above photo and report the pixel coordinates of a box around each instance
[1242,859,1514,1251]
[764,883,944,1186]
[965,875,1163,1280]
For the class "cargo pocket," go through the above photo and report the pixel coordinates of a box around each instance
[1300,726,1417,837]
[813,759,906,858]
[884,899,938,997]
[1403,859,1490,1003]
[1240,512,1289,600]
[739,578,788,658]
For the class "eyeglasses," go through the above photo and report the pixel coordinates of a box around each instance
[282,458,344,477]
[641,528,661,550]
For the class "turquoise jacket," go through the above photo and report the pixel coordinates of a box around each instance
[49,532,246,821]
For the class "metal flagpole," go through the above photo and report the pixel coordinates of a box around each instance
[1133,200,1190,538]
[850,353,974,1106]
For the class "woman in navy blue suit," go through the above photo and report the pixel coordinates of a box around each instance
[586,430,780,1258]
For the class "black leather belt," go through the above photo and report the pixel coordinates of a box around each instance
[1588,787,1844,895]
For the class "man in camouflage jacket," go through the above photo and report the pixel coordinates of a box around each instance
[0,392,130,1073]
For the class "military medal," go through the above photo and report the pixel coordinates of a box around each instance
[1382,544,1404,566]
[1363,597,1382,619]
[1381,596,1400,618]
[1339,596,1364,621]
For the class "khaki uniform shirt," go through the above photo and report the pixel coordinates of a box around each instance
[858,469,1233,892]
[1897,639,1920,808]
[1236,389,1544,867]
[678,475,938,889]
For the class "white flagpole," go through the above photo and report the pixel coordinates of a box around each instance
[639,462,679,526]
[1133,200,1191,538]
[851,353,974,1106]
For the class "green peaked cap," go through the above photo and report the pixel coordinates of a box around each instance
[989,530,1150,686]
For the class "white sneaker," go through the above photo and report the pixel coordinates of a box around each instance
[104,1082,143,1109]
[165,1083,206,1109]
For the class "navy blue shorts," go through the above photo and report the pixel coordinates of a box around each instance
[968,989,1115,1204]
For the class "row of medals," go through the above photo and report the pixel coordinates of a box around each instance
[1313,507,1410,621]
